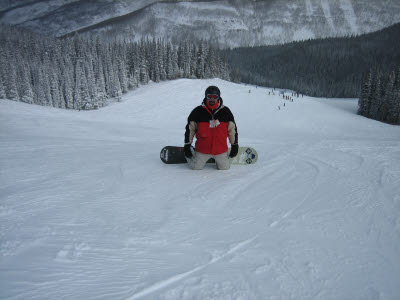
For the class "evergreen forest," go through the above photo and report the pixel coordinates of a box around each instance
[0,25,229,110]
[223,23,400,99]
[0,22,399,124]
[222,22,400,124]
[358,67,400,124]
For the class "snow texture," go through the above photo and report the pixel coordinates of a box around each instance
[339,0,359,33]
[1,79,400,299]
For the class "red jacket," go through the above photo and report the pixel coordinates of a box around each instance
[184,98,238,156]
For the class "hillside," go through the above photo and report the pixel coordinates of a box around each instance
[1,79,400,299]
[1,0,399,48]
[224,22,400,98]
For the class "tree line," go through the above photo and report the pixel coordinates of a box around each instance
[0,25,230,110]
[358,67,400,124]
[222,22,400,99]
[1,23,399,125]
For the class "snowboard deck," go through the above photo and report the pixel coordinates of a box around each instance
[160,146,258,165]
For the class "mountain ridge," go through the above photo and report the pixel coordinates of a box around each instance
[1,0,399,48]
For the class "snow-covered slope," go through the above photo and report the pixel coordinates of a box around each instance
[1,79,400,299]
[0,0,160,35]
[1,0,400,47]
[117,0,400,47]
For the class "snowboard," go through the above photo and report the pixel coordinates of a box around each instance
[160,146,258,165]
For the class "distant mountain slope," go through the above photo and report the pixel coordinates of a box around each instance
[0,0,161,35]
[1,0,399,48]
[223,22,400,98]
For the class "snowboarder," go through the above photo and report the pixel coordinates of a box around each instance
[184,86,238,170]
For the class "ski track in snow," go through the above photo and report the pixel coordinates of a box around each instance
[1,79,400,299]
[126,236,258,300]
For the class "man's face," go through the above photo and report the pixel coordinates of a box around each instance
[206,94,219,107]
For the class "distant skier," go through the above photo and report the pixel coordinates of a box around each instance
[184,86,239,170]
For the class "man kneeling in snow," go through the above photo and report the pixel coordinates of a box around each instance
[184,86,238,170]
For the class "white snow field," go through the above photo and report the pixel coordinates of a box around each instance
[1,79,400,300]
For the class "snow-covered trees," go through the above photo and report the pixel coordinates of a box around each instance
[358,67,400,125]
[19,63,34,104]
[0,25,229,110]
[0,76,6,99]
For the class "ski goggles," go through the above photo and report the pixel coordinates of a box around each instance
[206,94,220,100]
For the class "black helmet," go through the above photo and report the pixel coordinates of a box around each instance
[205,86,220,97]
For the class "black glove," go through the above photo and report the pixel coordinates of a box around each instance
[229,144,239,158]
[184,144,193,159]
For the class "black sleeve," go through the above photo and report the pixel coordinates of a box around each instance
[184,108,197,144]
[225,107,238,145]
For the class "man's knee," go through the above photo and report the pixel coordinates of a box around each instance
[217,161,230,170]
[191,164,205,170]
[187,152,209,170]
[215,152,230,170]
[187,159,205,170]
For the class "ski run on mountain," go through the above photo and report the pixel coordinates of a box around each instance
[1,79,400,300]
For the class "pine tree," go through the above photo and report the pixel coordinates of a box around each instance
[6,63,19,101]
[74,60,90,109]
[172,46,180,79]
[85,58,97,103]
[205,46,217,78]
[110,63,122,100]
[370,69,382,120]
[19,63,34,104]
[127,43,137,75]
[127,72,135,90]
[190,45,197,78]
[366,69,377,118]
[117,58,128,93]
[38,67,52,106]
[95,59,107,106]
[382,70,396,123]
[182,41,191,78]
[393,67,400,124]
[196,41,206,79]
[49,68,62,108]
[41,52,53,106]
[140,50,149,84]
[103,46,114,97]
[158,39,167,81]
[152,39,161,82]
[62,68,74,109]
[0,75,6,99]
[359,70,373,116]
[166,43,174,80]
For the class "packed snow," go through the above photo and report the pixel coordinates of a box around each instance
[1,79,400,300]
